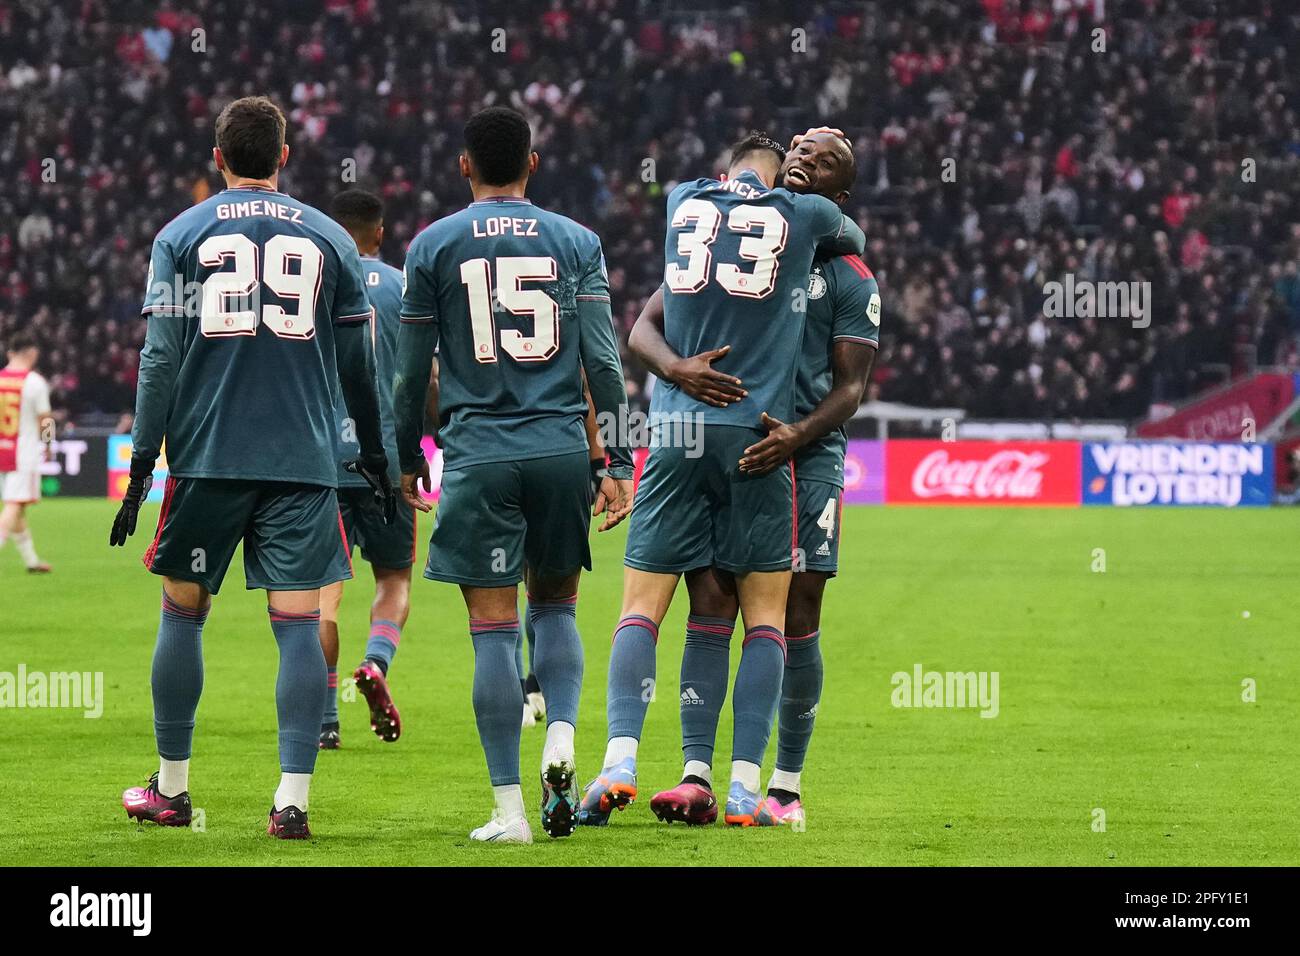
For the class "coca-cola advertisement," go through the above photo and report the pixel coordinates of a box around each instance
[886,440,1083,505]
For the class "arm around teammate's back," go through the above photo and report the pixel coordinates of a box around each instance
[799,191,865,259]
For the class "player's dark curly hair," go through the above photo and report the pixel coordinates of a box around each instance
[215,96,286,180]
[729,131,787,168]
[464,106,533,187]
[331,189,384,232]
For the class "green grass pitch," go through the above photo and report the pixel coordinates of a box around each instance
[1,498,1295,866]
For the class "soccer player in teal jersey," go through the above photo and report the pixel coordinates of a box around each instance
[628,129,880,827]
[581,132,866,828]
[393,107,635,844]
[110,97,394,840]
[317,189,418,751]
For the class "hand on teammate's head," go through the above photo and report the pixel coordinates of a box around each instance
[789,126,847,151]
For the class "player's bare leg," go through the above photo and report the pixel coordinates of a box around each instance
[122,577,210,829]
[352,565,410,743]
[461,583,532,844]
[265,586,327,839]
[370,565,411,626]
[0,501,49,572]
[649,567,739,825]
[0,501,18,538]
[577,567,679,825]
[317,581,343,749]
[525,568,584,837]
[757,570,827,826]
[725,568,791,825]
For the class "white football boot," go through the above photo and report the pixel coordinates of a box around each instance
[470,810,533,844]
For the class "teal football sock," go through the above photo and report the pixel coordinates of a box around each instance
[514,615,526,686]
[471,618,525,785]
[152,592,208,761]
[323,666,339,725]
[529,597,582,728]
[525,605,538,674]
[606,615,658,742]
[776,630,823,773]
[364,619,401,675]
[680,615,734,767]
[269,608,327,774]
[731,625,786,766]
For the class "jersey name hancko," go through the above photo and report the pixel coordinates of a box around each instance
[720,177,766,199]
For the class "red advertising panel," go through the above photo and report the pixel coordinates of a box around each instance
[886,440,1082,505]
[1136,372,1296,440]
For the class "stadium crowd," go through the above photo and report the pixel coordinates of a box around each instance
[1,0,1298,428]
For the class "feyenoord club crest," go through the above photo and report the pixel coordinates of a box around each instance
[807,271,828,299]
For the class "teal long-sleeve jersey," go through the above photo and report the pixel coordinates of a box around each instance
[393,196,632,478]
[134,185,383,486]
[651,169,866,428]
[336,255,404,486]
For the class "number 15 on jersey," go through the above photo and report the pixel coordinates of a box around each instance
[459,256,561,364]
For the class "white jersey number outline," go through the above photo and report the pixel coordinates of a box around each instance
[665,198,788,299]
[198,234,323,339]
[460,256,560,364]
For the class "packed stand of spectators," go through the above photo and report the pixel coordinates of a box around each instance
[1,0,1298,429]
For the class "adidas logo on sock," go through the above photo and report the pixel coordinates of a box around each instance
[680,687,704,705]
[798,703,819,720]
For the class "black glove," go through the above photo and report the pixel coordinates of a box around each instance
[589,457,609,500]
[345,453,397,525]
[110,457,155,547]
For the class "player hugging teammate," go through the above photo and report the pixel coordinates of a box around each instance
[582,128,878,829]
[110,95,876,847]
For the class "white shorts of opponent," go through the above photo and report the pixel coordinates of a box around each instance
[1,470,41,504]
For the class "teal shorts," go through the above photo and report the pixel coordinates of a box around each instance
[339,486,417,571]
[625,424,794,574]
[424,451,593,587]
[143,478,352,594]
[794,477,842,575]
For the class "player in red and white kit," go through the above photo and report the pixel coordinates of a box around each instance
[0,333,54,573]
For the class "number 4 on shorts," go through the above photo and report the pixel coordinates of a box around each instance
[817,496,836,539]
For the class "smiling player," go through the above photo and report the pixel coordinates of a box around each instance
[580,131,866,828]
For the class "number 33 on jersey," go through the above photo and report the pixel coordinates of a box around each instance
[654,169,865,427]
